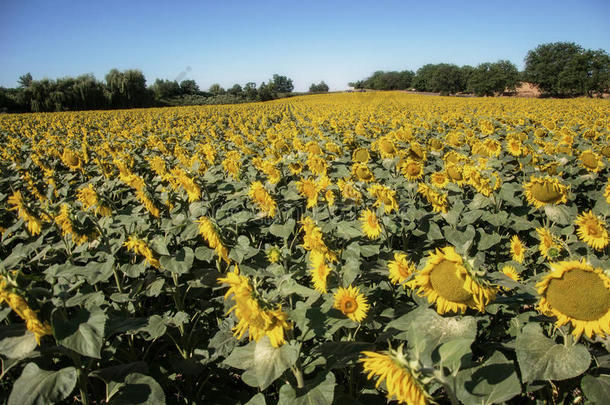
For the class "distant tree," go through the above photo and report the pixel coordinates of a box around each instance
[257,82,274,101]
[348,80,364,89]
[468,60,519,96]
[429,63,464,95]
[179,79,200,95]
[228,84,243,96]
[460,65,475,89]
[18,73,33,88]
[151,79,182,100]
[524,42,583,96]
[309,81,329,93]
[208,83,225,96]
[105,69,150,108]
[413,64,438,91]
[244,82,258,100]
[270,74,294,93]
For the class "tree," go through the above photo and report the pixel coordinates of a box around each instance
[257,82,274,101]
[151,79,182,100]
[309,81,329,93]
[18,73,33,88]
[228,84,243,96]
[524,42,583,96]
[429,63,465,95]
[270,74,294,93]
[413,64,438,91]
[105,69,151,108]
[180,79,200,95]
[468,60,519,96]
[244,82,257,100]
[208,83,225,96]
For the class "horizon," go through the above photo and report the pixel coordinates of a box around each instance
[1,0,609,92]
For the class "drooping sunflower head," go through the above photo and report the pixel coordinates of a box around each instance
[523,176,568,209]
[309,250,332,293]
[411,246,496,314]
[360,345,431,405]
[574,211,609,251]
[360,208,382,240]
[536,260,610,339]
[579,149,604,173]
[352,163,375,183]
[333,285,369,323]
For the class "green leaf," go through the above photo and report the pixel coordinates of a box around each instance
[0,325,37,359]
[581,374,610,405]
[159,247,194,275]
[107,373,166,404]
[52,307,107,358]
[437,338,473,373]
[194,246,215,261]
[387,308,476,366]
[516,323,591,383]
[270,219,296,239]
[499,182,522,206]
[278,371,335,405]
[543,205,575,225]
[149,236,170,256]
[8,363,77,405]
[456,351,521,405]
[336,221,362,240]
[312,341,374,369]
[478,231,502,251]
[443,225,476,255]
[245,393,266,405]
[224,337,299,390]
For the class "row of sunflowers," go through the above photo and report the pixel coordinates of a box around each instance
[0,92,609,404]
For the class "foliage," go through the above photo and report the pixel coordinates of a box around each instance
[524,42,610,97]
[309,81,329,93]
[0,92,609,404]
[468,60,520,96]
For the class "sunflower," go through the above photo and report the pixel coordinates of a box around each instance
[124,236,161,269]
[248,181,277,218]
[7,191,43,235]
[338,178,363,204]
[506,139,523,157]
[353,147,370,163]
[400,159,423,181]
[536,227,561,261]
[510,235,525,263]
[445,163,465,185]
[536,260,610,338]
[309,250,331,293]
[197,216,230,263]
[574,211,609,251]
[360,346,431,405]
[429,171,449,189]
[417,183,448,214]
[605,181,610,204]
[368,184,398,214]
[410,246,497,314]
[334,285,369,322]
[500,265,521,290]
[523,176,568,209]
[360,209,382,239]
[388,253,416,286]
[579,149,604,173]
[295,177,319,208]
[266,246,281,263]
[352,163,375,183]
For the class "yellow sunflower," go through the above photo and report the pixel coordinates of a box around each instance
[368,184,398,214]
[536,227,561,261]
[523,176,568,209]
[500,265,521,291]
[352,148,370,163]
[605,181,610,204]
[536,260,610,339]
[574,211,609,251]
[388,253,416,286]
[360,209,382,239]
[334,285,369,322]
[309,250,332,293]
[429,171,449,189]
[197,216,230,263]
[352,163,375,183]
[400,159,423,181]
[248,181,277,218]
[360,346,431,405]
[410,246,497,314]
[579,149,604,173]
[510,235,525,264]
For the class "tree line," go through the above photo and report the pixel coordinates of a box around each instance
[0,71,316,113]
[349,42,609,97]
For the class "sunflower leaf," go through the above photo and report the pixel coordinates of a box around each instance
[516,323,591,383]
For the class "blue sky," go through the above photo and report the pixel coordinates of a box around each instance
[1,0,609,91]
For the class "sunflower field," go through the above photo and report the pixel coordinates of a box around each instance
[0,92,609,404]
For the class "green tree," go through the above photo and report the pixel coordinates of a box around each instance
[151,79,182,99]
[524,42,583,96]
[180,79,200,95]
[270,74,294,93]
[244,82,258,100]
[228,84,243,96]
[18,73,33,88]
[468,60,519,96]
[208,83,225,96]
[429,63,464,95]
[309,81,329,93]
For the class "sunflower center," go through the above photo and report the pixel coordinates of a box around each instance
[584,221,601,237]
[546,269,610,321]
[530,182,563,204]
[580,152,598,169]
[341,297,358,314]
[405,163,420,176]
[398,263,410,278]
[429,260,473,303]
